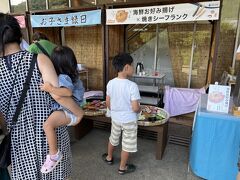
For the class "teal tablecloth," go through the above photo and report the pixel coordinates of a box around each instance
[190,94,240,180]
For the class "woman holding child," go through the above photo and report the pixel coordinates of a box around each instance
[0,13,83,179]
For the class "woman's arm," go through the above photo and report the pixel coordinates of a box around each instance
[40,82,72,97]
[37,54,84,118]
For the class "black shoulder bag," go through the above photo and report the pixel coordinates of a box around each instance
[0,54,37,168]
[35,42,50,58]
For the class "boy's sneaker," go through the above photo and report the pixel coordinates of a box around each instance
[118,164,136,175]
[102,153,114,165]
[41,150,63,174]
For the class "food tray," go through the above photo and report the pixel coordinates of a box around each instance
[84,109,106,116]
[137,106,169,126]
[83,100,106,116]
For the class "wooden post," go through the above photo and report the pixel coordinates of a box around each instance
[71,0,80,7]
[206,0,222,84]
[103,7,108,97]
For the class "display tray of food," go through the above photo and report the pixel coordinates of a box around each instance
[138,105,169,126]
[83,100,107,116]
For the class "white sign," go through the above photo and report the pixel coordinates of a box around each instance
[106,1,220,25]
[207,84,231,113]
[31,10,101,27]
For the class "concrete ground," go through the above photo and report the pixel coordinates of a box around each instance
[0,128,202,180]
[70,128,202,180]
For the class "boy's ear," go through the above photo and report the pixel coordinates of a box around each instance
[123,64,128,71]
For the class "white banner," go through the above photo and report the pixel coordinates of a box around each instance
[31,10,101,27]
[106,1,220,25]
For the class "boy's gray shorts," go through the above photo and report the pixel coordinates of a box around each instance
[109,120,138,153]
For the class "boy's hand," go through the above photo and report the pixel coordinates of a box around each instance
[40,82,54,93]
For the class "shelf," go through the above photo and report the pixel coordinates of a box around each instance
[140,96,159,106]
[138,85,159,93]
[132,73,166,80]
[132,73,165,106]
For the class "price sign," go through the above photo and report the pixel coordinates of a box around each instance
[207,84,231,113]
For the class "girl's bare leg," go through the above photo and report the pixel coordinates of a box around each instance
[55,96,84,121]
[43,111,70,155]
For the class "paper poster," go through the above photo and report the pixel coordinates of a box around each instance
[207,84,231,113]
[106,1,220,25]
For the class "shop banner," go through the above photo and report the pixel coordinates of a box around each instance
[106,1,220,25]
[15,16,26,28]
[31,10,101,27]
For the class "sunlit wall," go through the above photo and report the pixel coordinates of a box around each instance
[0,0,10,13]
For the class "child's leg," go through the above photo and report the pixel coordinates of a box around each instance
[237,172,240,180]
[106,121,121,160]
[107,142,114,161]
[43,110,70,155]
[57,97,84,124]
[65,111,82,126]
[119,150,129,170]
[120,121,138,171]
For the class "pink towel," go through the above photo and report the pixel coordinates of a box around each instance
[164,86,205,117]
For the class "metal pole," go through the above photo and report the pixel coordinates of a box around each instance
[46,0,49,9]
[232,2,240,69]
[8,0,12,13]
[26,0,29,11]
[188,22,197,88]
[154,24,159,71]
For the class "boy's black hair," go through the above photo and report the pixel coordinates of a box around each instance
[112,52,133,72]
[0,13,22,56]
[51,46,79,83]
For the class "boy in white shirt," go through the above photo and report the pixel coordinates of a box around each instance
[102,53,141,175]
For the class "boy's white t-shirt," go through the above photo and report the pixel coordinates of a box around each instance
[107,78,141,123]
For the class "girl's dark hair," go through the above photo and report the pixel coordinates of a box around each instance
[0,13,22,56]
[51,46,79,83]
[112,52,133,72]
[32,32,49,41]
